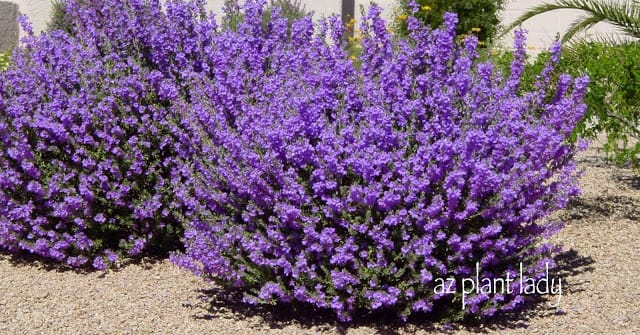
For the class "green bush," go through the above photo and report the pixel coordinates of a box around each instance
[270,0,307,22]
[0,53,9,71]
[562,42,640,167]
[394,0,507,44]
[496,0,640,168]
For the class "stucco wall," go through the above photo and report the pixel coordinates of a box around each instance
[4,0,623,52]
[0,1,19,52]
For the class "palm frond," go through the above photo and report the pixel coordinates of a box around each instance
[499,0,640,43]
[563,14,603,43]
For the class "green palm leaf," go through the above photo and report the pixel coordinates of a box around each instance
[499,0,640,44]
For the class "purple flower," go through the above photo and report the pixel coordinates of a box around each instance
[92,256,106,270]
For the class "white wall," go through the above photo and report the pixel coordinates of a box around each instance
[203,0,341,19]
[499,0,620,53]
[8,0,345,35]
[8,0,623,53]
[10,0,50,35]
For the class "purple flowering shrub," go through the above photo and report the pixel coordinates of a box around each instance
[171,1,589,322]
[0,0,218,268]
[0,0,588,321]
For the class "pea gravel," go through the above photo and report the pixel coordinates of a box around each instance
[1,139,639,335]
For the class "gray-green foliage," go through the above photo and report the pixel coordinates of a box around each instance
[0,53,9,71]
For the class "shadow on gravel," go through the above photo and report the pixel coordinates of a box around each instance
[0,249,167,274]
[563,196,640,221]
[551,249,595,295]
[614,173,640,190]
[575,153,612,168]
[191,249,595,334]
[0,250,91,273]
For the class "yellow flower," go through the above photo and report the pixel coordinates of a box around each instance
[471,27,481,33]
[459,34,467,40]
[350,55,357,61]
[477,41,486,46]
[422,5,432,11]
[396,14,408,21]
[490,49,499,56]
[346,17,356,28]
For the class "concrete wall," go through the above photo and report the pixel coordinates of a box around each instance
[0,1,18,52]
[2,0,623,53]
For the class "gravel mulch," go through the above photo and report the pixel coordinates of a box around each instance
[1,140,639,335]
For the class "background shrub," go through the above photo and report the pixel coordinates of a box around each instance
[270,0,308,22]
[394,0,507,44]
[560,42,640,167]
[172,2,588,322]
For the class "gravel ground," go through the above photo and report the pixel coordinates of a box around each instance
[1,140,639,335]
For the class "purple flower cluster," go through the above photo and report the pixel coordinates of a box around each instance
[169,1,589,322]
[0,0,588,322]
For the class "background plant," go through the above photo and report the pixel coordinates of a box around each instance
[172,1,588,322]
[0,53,9,71]
[558,42,640,167]
[394,0,507,44]
[270,0,307,22]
